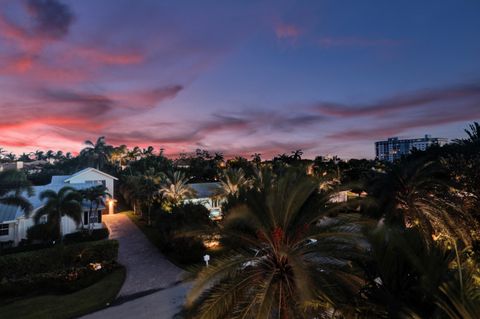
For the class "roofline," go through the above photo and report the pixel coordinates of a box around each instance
[64,167,118,182]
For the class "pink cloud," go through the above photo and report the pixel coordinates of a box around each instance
[275,23,302,40]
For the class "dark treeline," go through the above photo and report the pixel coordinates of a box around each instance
[1,123,479,318]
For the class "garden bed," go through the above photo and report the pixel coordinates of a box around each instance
[0,266,126,319]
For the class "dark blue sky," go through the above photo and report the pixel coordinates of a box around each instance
[0,0,479,158]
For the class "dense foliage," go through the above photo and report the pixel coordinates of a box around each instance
[0,240,119,298]
[1,122,479,318]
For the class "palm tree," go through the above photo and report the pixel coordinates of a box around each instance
[185,172,367,318]
[126,146,142,163]
[120,175,144,215]
[359,224,454,318]
[34,187,83,241]
[142,146,155,157]
[34,150,45,161]
[454,122,480,145]
[372,158,472,245]
[0,170,33,215]
[140,169,162,225]
[81,185,110,233]
[160,171,196,206]
[81,136,112,170]
[436,265,480,319]
[251,153,262,166]
[110,144,128,170]
[215,168,249,198]
[291,149,304,161]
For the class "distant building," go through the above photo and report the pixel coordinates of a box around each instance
[375,135,448,161]
[0,160,55,174]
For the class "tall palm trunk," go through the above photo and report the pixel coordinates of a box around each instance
[88,201,94,234]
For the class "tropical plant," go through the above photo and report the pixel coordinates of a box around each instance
[454,122,480,145]
[80,136,113,169]
[34,187,83,241]
[215,168,249,198]
[0,170,33,215]
[359,224,455,317]
[436,265,480,319]
[185,172,367,319]
[110,144,128,169]
[371,158,473,246]
[81,185,110,233]
[160,171,196,206]
[141,169,162,225]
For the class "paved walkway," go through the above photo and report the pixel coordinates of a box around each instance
[81,213,187,319]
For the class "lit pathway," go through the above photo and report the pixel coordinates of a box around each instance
[81,212,188,319]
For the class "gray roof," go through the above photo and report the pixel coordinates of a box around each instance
[0,178,103,223]
[50,175,71,185]
[0,204,18,223]
[188,182,221,198]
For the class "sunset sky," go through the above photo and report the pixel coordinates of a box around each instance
[0,0,479,159]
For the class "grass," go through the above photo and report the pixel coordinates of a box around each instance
[0,267,126,319]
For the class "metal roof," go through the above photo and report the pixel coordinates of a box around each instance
[0,204,18,223]
[0,181,104,223]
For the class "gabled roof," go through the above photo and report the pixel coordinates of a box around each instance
[64,167,118,182]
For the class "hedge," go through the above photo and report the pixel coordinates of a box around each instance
[27,224,57,243]
[0,240,118,281]
[63,228,110,245]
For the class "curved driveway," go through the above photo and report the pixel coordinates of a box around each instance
[81,213,189,319]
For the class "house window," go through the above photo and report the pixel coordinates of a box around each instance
[84,211,101,225]
[0,224,9,236]
[39,216,47,224]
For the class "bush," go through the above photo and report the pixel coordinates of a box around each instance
[165,237,206,265]
[0,262,120,298]
[0,240,118,281]
[63,228,110,245]
[27,224,57,243]
[0,242,54,256]
[154,203,211,265]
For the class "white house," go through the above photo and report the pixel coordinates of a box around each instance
[0,167,117,247]
[183,182,224,220]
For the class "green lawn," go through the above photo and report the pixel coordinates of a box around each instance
[0,267,126,319]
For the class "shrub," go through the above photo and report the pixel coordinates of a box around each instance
[0,262,120,298]
[0,242,53,256]
[154,203,211,265]
[63,228,110,245]
[0,240,118,281]
[27,223,57,243]
[166,237,206,265]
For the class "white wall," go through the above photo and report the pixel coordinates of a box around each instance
[67,170,115,200]
[0,222,15,243]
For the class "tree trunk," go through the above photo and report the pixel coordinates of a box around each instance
[92,199,100,234]
[57,215,63,243]
[88,201,93,235]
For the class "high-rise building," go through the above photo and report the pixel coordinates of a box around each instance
[375,135,448,162]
